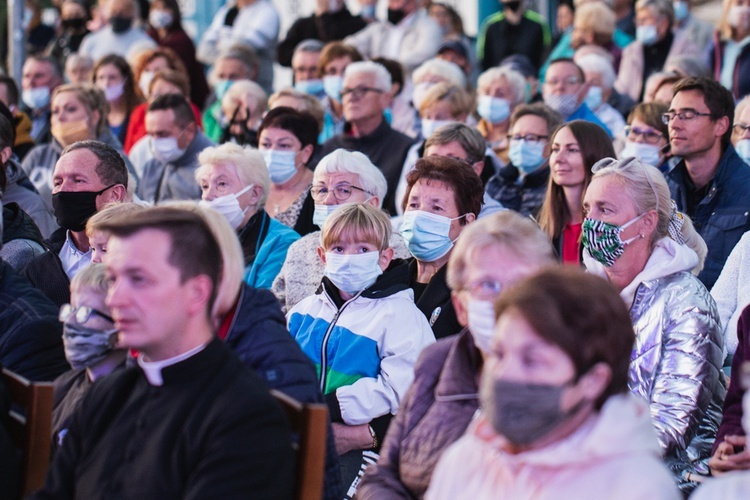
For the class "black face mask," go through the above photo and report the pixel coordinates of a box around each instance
[110,16,133,34]
[52,185,114,232]
[503,1,522,12]
[62,17,87,32]
[220,107,258,147]
[387,8,406,25]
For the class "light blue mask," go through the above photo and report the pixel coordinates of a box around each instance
[584,86,603,111]
[313,203,343,227]
[261,149,298,184]
[619,141,663,167]
[323,75,343,101]
[477,95,511,124]
[736,139,750,165]
[673,1,689,22]
[421,119,455,139]
[214,79,233,100]
[636,25,658,46]
[509,139,546,173]
[399,210,465,262]
[295,79,325,96]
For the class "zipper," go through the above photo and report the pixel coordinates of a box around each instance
[318,290,363,393]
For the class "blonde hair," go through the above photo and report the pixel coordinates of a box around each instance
[70,263,110,297]
[321,203,392,253]
[196,143,271,211]
[86,202,146,238]
[222,80,268,122]
[52,83,109,135]
[574,2,616,38]
[419,82,472,117]
[413,58,466,89]
[477,67,526,107]
[446,211,556,290]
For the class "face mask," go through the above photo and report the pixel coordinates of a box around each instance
[200,184,253,230]
[151,136,186,164]
[673,1,689,22]
[313,203,344,227]
[214,79,233,100]
[581,214,645,267]
[421,118,454,139]
[324,251,383,294]
[62,323,118,370]
[480,377,583,445]
[361,4,376,18]
[584,86,603,111]
[399,210,465,262]
[23,7,33,30]
[261,149,299,184]
[743,389,750,437]
[323,75,343,101]
[544,91,580,118]
[149,9,173,29]
[22,86,51,110]
[62,17,87,31]
[467,299,496,353]
[503,1,522,12]
[736,139,750,165]
[636,24,658,46]
[52,185,114,232]
[110,16,133,34]
[103,81,125,102]
[221,124,258,147]
[619,141,663,167]
[509,139,545,173]
[412,82,435,110]
[295,79,325,96]
[477,95,511,124]
[730,6,750,31]
[139,70,155,97]
[51,119,91,147]
[388,8,406,25]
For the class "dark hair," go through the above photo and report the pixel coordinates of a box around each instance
[509,102,564,135]
[537,120,615,239]
[151,69,191,98]
[403,155,483,221]
[546,57,585,83]
[93,54,142,114]
[258,107,319,149]
[0,103,16,148]
[672,76,735,149]
[147,93,196,128]
[0,76,20,106]
[495,267,634,409]
[371,57,404,96]
[26,54,63,80]
[61,140,128,189]
[317,42,363,76]
[98,206,222,314]
[153,0,183,30]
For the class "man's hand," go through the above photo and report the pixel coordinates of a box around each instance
[331,423,373,455]
[709,435,750,475]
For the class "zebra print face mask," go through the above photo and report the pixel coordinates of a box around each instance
[581,213,645,267]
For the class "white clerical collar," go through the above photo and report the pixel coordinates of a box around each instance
[137,342,209,386]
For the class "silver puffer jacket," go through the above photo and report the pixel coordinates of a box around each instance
[628,270,726,483]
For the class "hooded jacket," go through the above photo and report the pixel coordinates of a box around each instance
[287,259,435,426]
[585,237,726,490]
[425,394,680,500]
[3,156,58,238]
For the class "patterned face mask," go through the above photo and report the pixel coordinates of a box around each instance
[581,213,645,267]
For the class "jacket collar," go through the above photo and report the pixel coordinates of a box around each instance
[342,116,391,142]
[434,328,482,401]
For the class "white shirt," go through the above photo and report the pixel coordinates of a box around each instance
[138,342,209,386]
[59,231,93,279]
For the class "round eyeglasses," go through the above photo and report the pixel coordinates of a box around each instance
[310,183,371,202]
[59,304,114,326]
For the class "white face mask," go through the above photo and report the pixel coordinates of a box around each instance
[22,86,51,110]
[313,203,344,227]
[104,81,125,102]
[467,298,496,353]
[151,136,185,164]
[421,118,455,139]
[619,141,663,167]
[200,184,254,230]
[324,251,383,294]
[636,24,658,46]
[729,5,750,31]
[139,70,155,97]
[743,389,750,440]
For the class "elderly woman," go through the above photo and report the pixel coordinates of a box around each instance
[196,143,299,289]
[582,156,725,493]
[399,156,482,339]
[410,58,468,137]
[424,267,680,499]
[271,148,410,313]
[537,120,614,263]
[619,102,671,172]
[21,83,135,208]
[475,66,526,165]
[268,88,327,138]
[357,211,556,499]
[258,107,320,236]
[575,52,626,139]
[732,94,750,165]
[219,80,267,147]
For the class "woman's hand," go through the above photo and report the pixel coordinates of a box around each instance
[709,435,750,475]
[331,423,373,455]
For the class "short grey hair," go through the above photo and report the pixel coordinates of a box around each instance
[635,0,674,26]
[313,149,388,206]
[196,143,271,211]
[343,61,391,93]
[413,58,466,89]
[424,122,487,165]
[209,44,258,86]
[293,39,325,56]
[576,53,616,90]
[735,95,750,124]
[477,66,526,106]
[222,80,268,117]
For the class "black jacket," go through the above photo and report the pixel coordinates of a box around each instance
[22,227,70,308]
[408,259,460,340]
[485,164,549,217]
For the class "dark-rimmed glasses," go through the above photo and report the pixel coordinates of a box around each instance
[59,304,114,325]
[340,86,384,100]
[624,126,664,144]
[661,109,713,124]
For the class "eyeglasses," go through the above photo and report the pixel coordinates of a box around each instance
[463,279,503,300]
[507,133,549,144]
[624,126,664,144]
[310,183,371,202]
[59,304,114,326]
[733,123,750,135]
[339,86,384,100]
[661,109,713,124]
[544,76,581,87]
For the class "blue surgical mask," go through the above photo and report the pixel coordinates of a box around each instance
[421,118,454,139]
[584,86,603,111]
[477,95,511,124]
[214,79,233,100]
[399,210,465,262]
[636,25,658,46]
[619,141,664,167]
[735,139,750,165]
[323,75,343,101]
[261,149,299,184]
[509,139,546,173]
[673,1,689,22]
[313,203,343,227]
[295,79,325,96]
[324,251,383,294]
[22,86,51,110]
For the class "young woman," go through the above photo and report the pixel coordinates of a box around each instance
[92,54,141,144]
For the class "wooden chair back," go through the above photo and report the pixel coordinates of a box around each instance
[2,368,54,496]
[271,390,328,500]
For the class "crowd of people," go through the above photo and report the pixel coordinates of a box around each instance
[2,0,750,497]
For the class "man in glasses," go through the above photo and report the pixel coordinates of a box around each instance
[666,77,750,289]
[319,61,415,215]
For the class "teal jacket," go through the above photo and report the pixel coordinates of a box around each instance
[242,214,300,289]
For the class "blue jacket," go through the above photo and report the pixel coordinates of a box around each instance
[240,212,300,289]
[668,145,750,289]
[568,104,612,137]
